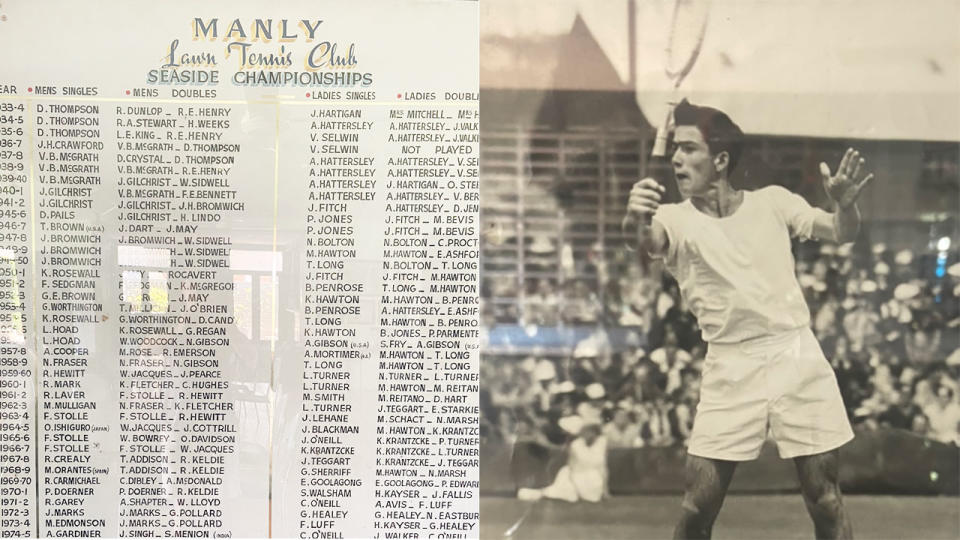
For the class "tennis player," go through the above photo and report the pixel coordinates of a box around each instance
[623,100,873,539]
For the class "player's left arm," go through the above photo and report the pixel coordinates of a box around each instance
[812,148,875,243]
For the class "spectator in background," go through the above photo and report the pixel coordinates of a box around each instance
[843,285,881,352]
[570,356,598,387]
[813,291,841,339]
[877,390,925,431]
[549,382,578,418]
[491,363,537,411]
[602,278,624,325]
[912,377,937,408]
[923,385,960,445]
[619,278,656,331]
[562,279,602,324]
[535,421,609,503]
[594,353,622,396]
[532,359,557,415]
[649,280,702,352]
[677,367,702,406]
[513,413,559,449]
[650,329,693,395]
[625,359,665,404]
[910,413,932,439]
[893,249,916,283]
[576,383,606,425]
[671,391,696,445]
[494,408,519,444]
[873,261,891,292]
[604,351,642,400]
[641,396,675,448]
[944,264,960,337]
[910,285,946,334]
[906,326,942,367]
[527,278,561,327]
[604,408,641,448]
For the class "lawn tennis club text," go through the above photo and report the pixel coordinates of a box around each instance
[145,18,374,88]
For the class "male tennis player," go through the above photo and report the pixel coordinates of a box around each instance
[623,100,873,539]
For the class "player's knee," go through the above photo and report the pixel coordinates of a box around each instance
[681,494,700,515]
[680,492,719,522]
[804,486,842,518]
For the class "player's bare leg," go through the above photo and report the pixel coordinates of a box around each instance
[795,449,853,539]
[673,455,737,539]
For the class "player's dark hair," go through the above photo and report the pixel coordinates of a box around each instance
[673,98,744,174]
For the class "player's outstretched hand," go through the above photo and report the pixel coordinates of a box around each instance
[820,148,874,209]
[626,178,666,220]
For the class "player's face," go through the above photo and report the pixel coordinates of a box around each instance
[671,125,718,199]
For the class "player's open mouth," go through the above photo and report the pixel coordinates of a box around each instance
[675,172,689,181]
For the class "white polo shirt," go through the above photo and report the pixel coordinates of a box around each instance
[652,186,829,344]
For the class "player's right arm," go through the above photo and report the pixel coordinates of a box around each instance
[622,178,669,257]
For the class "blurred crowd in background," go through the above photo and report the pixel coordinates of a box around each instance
[480,238,960,451]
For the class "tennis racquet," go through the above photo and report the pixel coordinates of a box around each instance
[649,0,711,160]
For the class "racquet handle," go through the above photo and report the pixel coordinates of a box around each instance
[651,107,673,158]
[638,106,674,226]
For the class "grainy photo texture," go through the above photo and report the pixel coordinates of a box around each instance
[477,1,960,538]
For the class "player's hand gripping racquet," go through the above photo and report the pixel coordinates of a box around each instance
[629,0,710,229]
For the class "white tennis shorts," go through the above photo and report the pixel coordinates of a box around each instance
[688,327,854,461]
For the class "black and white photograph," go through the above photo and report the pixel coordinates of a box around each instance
[476,1,959,538]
